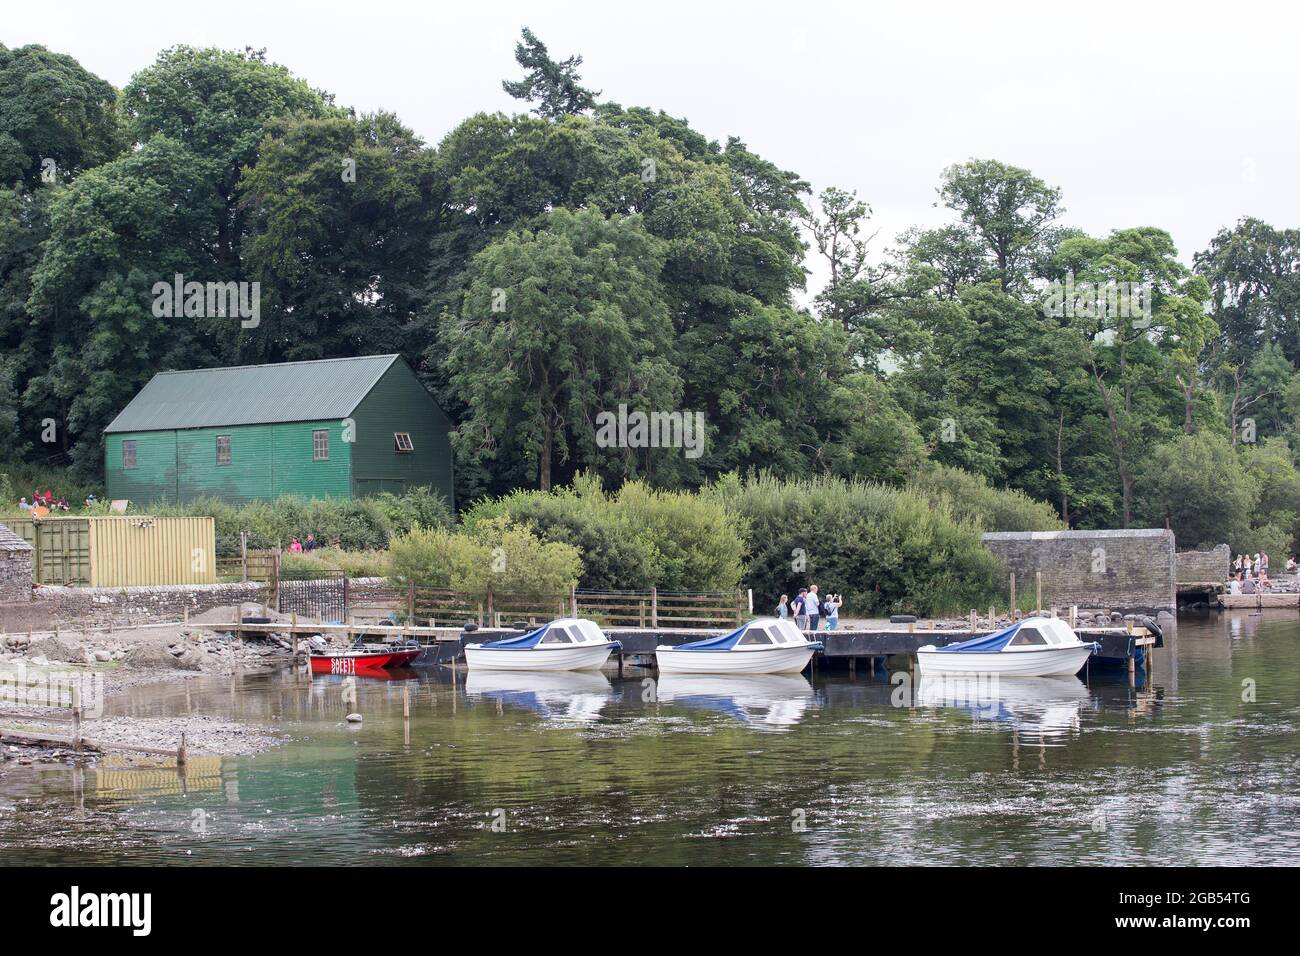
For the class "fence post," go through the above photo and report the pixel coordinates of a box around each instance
[407,582,416,624]
[651,587,658,628]
[240,530,248,582]
[72,684,82,754]
[570,585,577,617]
[735,589,743,625]
[486,588,495,626]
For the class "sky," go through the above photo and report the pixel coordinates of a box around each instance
[8,0,1297,297]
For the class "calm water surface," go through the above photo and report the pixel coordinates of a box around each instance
[1,612,1297,865]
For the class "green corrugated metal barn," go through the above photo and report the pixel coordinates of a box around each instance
[104,355,454,507]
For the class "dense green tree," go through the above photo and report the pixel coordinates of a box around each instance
[239,111,441,364]
[1196,218,1300,367]
[442,207,679,493]
[937,159,1064,293]
[1135,432,1254,549]
[0,44,123,188]
[122,46,331,271]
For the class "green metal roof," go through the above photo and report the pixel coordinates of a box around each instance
[104,355,402,433]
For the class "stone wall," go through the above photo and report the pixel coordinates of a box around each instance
[1176,544,1231,585]
[982,529,1176,615]
[31,580,272,627]
[0,551,31,603]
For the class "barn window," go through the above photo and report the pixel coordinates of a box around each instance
[394,432,414,453]
[216,435,231,465]
[313,430,329,461]
[122,440,137,470]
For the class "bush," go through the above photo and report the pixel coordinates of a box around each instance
[372,486,453,536]
[705,472,1003,616]
[280,547,389,579]
[140,491,441,556]
[463,473,746,591]
[908,464,1065,532]
[389,517,582,596]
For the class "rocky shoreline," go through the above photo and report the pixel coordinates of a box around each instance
[0,603,329,768]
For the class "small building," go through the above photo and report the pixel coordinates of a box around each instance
[0,522,34,602]
[104,355,454,506]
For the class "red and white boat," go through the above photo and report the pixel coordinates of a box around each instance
[310,641,422,675]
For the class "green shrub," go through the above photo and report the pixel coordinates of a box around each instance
[142,491,438,555]
[705,472,1003,617]
[372,486,453,535]
[389,517,582,596]
[281,547,390,579]
[907,464,1065,532]
[463,473,746,591]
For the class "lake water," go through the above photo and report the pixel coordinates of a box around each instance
[2,611,1297,866]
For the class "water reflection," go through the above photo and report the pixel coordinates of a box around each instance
[1,612,1297,865]
[655,674,815,730]
[915,674,1091,740]
[464,670,612,724]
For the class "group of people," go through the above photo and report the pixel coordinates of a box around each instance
[775,585,843,631]
[1227,551,1286,594]
[288,533,321,554]
[17,490,71,512]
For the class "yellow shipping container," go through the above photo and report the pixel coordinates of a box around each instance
[0,515,215,587]
[87,516,216,587]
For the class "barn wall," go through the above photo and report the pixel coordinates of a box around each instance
[105,430,179,503]
[351,362,455,507]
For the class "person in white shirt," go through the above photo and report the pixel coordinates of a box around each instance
[17,497,31,510]
[805,585,822,630]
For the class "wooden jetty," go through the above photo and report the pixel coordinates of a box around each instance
[1218,592,1300,609]
[188,612,1161,684]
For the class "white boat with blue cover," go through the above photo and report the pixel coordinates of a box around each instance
[464,618,621,672]
[915,617,1098,677]
[654,618,822,675]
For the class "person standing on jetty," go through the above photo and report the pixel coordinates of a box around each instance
[792,589,809,630]
[823,594,841,630]
[776,594,791,619]
[806,585,822,631]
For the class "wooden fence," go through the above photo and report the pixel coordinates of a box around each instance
[405,586,745,628]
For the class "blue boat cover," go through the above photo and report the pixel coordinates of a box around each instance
[675,622,750,651]
[936,622,1021,653]
[480,623,551,650]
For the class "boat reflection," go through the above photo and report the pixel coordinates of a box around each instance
[915,673,1092,740]
[464,669,613,723]
[655,674,815,731]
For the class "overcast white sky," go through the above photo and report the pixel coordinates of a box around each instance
[9,0,1297,295]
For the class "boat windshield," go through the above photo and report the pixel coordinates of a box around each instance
[1009,628,1048,646]
[540,628,574,644]
[738,627,774,646]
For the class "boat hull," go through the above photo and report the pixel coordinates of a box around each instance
[914,644,1094,678]
[463,642,616,672]
[655,644,816,675]
[309,648,422,675]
